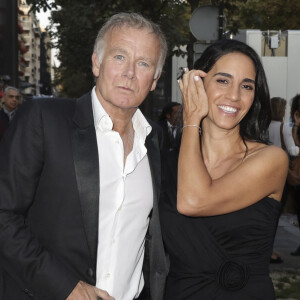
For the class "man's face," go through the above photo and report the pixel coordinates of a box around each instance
[92,26,161,117]
[167,105,182,126]
[4,89,20,112]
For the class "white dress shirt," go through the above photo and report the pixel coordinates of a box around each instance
[3,106,17,122]
[91,88,153,300]
[268,120,299,156]
[167,120,177,138]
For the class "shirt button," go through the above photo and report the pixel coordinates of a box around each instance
[105,273,111,278]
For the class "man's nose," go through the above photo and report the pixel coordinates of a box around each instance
[123,62,136,80]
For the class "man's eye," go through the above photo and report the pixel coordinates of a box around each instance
[139,61,149,67]
[115,55,124,60]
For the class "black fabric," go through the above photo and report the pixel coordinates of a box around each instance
[157,120,181,209]
[160,194,280,299]
[0,109,9,141]
[135,287,148,300]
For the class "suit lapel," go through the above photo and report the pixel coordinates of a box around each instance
[145,128,161,201]
[71,92,99,268]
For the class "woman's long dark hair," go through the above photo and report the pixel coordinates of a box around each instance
[290,94,300,122]
[194,39,271,144]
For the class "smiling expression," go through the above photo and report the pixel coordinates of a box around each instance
[203,52,256,130]
[92,26,161,116]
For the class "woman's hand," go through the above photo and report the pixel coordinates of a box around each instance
[178,68,208,125]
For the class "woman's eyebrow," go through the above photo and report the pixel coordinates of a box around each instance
[213,72,255,84]
[212,72,232,78]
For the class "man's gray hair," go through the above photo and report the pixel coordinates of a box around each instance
[4,86,20,95]
[93,12,168,79]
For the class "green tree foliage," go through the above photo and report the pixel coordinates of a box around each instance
[28,0,190,97]
[28,0,300,96]
[237,0,300,31]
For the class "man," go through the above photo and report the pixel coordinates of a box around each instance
[158,102,182,153]
[0,86,20,141]
[158,102,182,205]
[0,12,168,300]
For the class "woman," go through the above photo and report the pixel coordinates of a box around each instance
[289,94,300,256]
[159,39,288,299]
[268,97,299,262]
[268,97,299,157]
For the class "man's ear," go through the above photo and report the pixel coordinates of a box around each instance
[92,53,100,77]
[150,72,161,91]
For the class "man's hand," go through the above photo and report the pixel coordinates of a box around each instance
[66,281,115,300]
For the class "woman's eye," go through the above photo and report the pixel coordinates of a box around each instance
[216,79,228,84]
[242,84,254,91]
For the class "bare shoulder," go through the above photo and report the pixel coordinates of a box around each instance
[244,143,288,174]
[243,143,288,200]
[245,143,288,164]
[244,143,289,187]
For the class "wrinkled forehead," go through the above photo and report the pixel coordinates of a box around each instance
[106,24,155,40]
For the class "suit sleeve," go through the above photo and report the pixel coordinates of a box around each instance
[0,100,79,299]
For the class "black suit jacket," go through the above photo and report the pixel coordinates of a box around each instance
[0,109,9,141]
[157,120,181,204]
[0,92,168,300]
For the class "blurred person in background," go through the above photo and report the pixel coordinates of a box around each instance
[268,97,299,156]
[289,94,300,256]
[268,97,299,263]
[158,102,182,153]
[158,102,182,212]
[0,86,20,141]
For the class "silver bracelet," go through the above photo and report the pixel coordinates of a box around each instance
[182,125,201,134]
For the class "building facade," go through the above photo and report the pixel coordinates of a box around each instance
[0,0,52,100]
[19,0,41,98]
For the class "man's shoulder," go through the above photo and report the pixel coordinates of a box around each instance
[0,108,8,122]
[34,97,76,107]
[22,97,77,113]
[13,97,78,125]
[157,119,167,130]
[148,118,163,133]
[146,118,164,145]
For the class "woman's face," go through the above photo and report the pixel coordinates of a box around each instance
[203,52,256,130]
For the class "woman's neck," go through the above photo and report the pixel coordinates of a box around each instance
[201,121,247,178]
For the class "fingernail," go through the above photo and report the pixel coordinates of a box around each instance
[184,67,188,72]
[194,76,200,81]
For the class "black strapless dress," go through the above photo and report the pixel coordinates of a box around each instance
[159,194,280,300]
